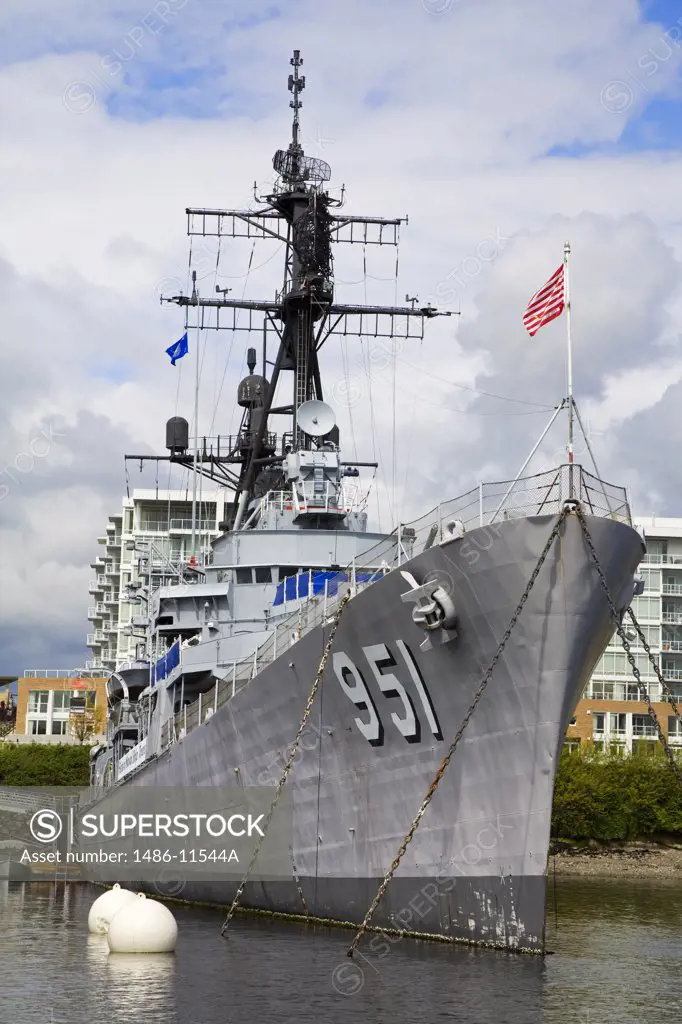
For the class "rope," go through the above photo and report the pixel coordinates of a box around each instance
[220,591,351,936]
[346,506,570,957]
[572,505,682,784]
[624,607,682,724]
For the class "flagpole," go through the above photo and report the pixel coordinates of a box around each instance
[563,240,574,497]
[191,271,199,559]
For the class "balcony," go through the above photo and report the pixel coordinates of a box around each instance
[169,518,214,533]
[88,580,102,594]
[662,583,682,596]
[632,717,657,737]
[87,604,108,620]
[662,612,682,624]
[641,553,682,566]
[105,564,120,577]
[86,631,106,646]
[104,592,119,605]
[660,641,682,653]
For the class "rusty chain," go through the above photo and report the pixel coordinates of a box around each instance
[220,591,351,936]
[573,504,682,783]
[346,506,571,958]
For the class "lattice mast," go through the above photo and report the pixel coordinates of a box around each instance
[147,50,454,531]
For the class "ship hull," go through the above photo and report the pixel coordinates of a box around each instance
[97,512,643,951]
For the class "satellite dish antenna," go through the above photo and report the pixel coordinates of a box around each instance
[297,400,336,438]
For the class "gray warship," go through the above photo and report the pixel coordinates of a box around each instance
[90,51,644,952]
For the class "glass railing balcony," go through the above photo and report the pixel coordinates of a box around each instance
[641,553,682,565]
[169,519,214,532]
[632,726,657,737]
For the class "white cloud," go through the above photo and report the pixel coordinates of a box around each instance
[1,0,682,670]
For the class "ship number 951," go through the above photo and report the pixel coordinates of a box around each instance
[332,641,442,746]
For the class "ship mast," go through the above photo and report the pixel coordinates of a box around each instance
[129,50,454,533]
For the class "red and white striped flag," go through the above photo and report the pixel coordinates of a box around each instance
[523,264,565,337]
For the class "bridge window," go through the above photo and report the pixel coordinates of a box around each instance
[255,567,274,584]
[278,566,299,581]
[236,568,253,584]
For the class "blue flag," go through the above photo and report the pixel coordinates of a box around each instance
[166,332,188,366]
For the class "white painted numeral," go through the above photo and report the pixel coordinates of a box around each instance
[332,652,383,745]
[362,643,419,742]
[396,640,443,740]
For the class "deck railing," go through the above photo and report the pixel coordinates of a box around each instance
[158,462,632,752]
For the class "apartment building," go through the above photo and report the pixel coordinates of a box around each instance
[12,670,107,744]
[86,489,231,671]
[569,516,682,753]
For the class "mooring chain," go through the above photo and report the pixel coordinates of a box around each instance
[625,607,682,724]
[346,507,571,958]
[291,851,310,917]
[573,505,682,783]
[220,591,351,937]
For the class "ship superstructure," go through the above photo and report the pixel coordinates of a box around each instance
[89,52,645,952]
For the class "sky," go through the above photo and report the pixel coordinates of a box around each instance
[1,0,682,673]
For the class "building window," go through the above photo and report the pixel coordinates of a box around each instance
[28,691,49,714]
[640,569,661,593]
[50,721,68,736]
[568,717,576,726]
[630,596,660,620]
[632,714,656,737]
[609,712,626,738]
[29,719,47,735]
[593,713,605,735]
[52,691,71,712]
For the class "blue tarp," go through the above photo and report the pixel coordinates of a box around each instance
[153,639,180,685]
[272,570,380,606]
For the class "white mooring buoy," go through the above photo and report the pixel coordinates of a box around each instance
[107,893,178,954]
[88,883,138,935]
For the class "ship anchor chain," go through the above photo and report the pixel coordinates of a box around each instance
[220,591,352,938]
[346,504,573,958]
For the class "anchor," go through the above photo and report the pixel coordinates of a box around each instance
[399,569,458,652]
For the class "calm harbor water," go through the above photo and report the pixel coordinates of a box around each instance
[0,878,680,1023]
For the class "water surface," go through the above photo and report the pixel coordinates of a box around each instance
[0,878,680,1023]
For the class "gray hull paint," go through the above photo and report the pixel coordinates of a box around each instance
[111,512,643,951]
